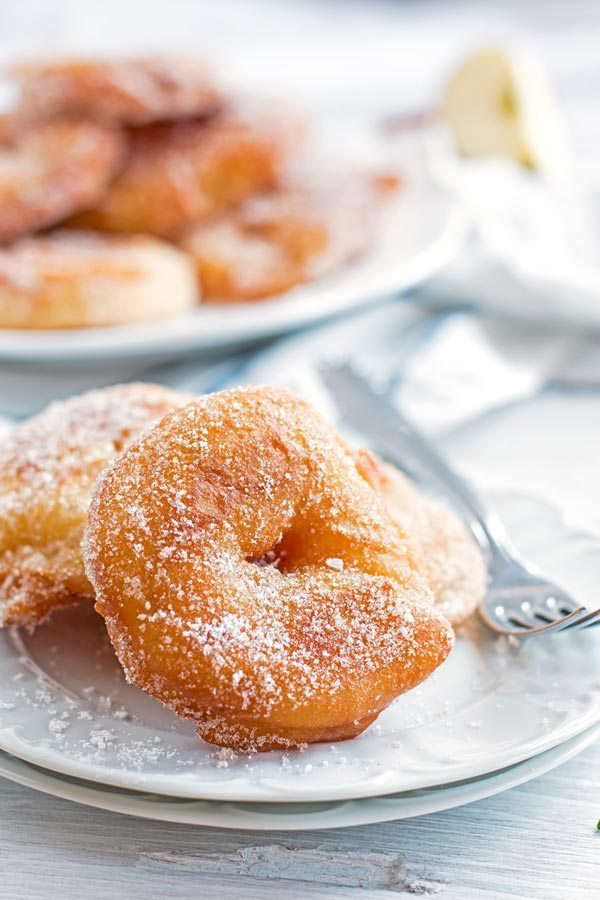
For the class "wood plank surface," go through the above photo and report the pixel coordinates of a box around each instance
[1,737,598,899]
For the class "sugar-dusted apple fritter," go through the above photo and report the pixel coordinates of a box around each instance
[180,174,396,303]
[85,386,453,752]
[0,383,190,627]
[0,230,198,329]
[72,115,290,237]
[0,118,125,243]
[11,56,222,125]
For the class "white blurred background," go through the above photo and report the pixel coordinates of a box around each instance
[1,0,599,160]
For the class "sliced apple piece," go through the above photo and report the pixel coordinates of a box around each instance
[441,48,570,178]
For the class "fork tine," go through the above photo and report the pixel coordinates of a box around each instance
[479,605,587,637]
[561,606,600,631]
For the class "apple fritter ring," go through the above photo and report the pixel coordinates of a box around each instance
[11,57,222,125]
[179,180,368,303]
[84,386,454,752]
[0,118,125,243]
[0,230,197,329]
[72,116,287,237]
[0,383,189,627]
[357,450,487,625]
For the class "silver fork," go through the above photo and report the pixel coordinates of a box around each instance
[321,363,600,637]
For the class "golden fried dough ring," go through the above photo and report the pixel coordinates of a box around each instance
[12,57,222,125]
[180,176,391,303]
[72,116,287,237]
[357,450,487,625]
[85,386,453,752]
[0,230,197,329]
[0,118,125,243]
[180,219,306,303]
[0,383,189,627]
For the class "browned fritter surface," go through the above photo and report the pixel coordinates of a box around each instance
[71,116,289,237]
[85,386,453,752]
[0,118,125,243]
[11,56,222,125]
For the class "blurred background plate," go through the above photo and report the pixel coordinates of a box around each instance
[0,171,464,364]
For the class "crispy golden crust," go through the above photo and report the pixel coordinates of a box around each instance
[11,57,222,125]
[71,116,287,237]
[85,386,453,752]
[0,230,197,329]
[180,178,383,303]
[357,450,487,625]
[0,118,125,243]
[0,383,190,627]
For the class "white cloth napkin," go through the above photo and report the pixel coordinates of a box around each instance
[421,135,600,327]
[223,301,591,435]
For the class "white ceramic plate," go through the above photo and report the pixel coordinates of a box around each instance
[1,488,599,802]
[0,724,597,831]
[0,172,464,363]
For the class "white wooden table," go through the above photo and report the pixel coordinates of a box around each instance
[1,740,598,899]
[1,1,600,897]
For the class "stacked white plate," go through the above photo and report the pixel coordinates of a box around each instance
[1,308,600,829]
[0,137,464,365]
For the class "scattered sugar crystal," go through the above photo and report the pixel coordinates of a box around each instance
[216,747,237,761]
[325,557,344,571]
[49,718,69,733]
[89,729,115,750]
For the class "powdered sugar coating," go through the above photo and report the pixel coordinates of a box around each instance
[358,451,487,625]
[85,386,453,752]
[0,382,189,627]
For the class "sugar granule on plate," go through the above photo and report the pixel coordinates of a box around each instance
[48,718,69,733]
[89,729,116,750]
